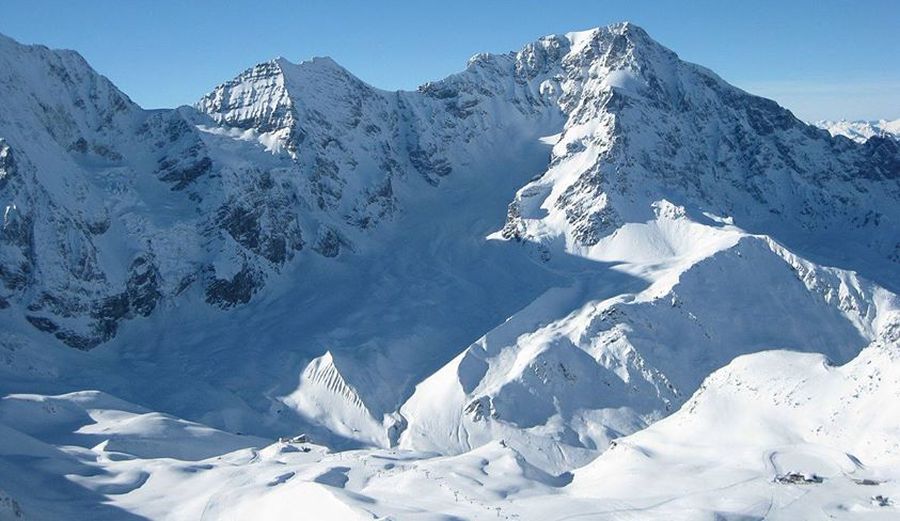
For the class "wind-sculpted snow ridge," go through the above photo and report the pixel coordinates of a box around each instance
[1,22,899,520]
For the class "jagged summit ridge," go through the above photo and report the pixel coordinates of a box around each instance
[0,21,897,348]
[193,22,678,159]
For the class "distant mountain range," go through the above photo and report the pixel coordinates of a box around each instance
[816,118,900,143]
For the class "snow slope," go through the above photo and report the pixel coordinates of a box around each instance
[400,209,893,469]
[5,339,900,520]
[0,22,899,520]
[565,339,900,519]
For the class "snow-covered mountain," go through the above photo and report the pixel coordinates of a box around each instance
[0,32,309,349]
[563,338,900,519]
[817,118,900,143]
[1,22,898,520]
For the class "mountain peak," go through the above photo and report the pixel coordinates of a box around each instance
[271,55,349,75]
[297,55,342,68]
[561,21,662,55]
[0,30,140,154]
[564,21,648,42]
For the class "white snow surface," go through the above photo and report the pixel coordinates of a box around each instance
[0,22,899,520]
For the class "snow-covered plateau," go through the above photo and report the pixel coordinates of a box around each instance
[1,22,899,520]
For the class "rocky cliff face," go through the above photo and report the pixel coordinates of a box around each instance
[497,25,900,268]
[0,34,306,347]
[0,27,567,348]
[1,24,898,352]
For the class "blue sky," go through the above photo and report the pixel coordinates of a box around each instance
[2,0,897,120]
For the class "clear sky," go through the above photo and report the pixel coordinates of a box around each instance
[2,0,897,121]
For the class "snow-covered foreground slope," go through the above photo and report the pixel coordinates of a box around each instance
[565,340,900,519]
[5,337,900,519]
[1,22,899,520]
